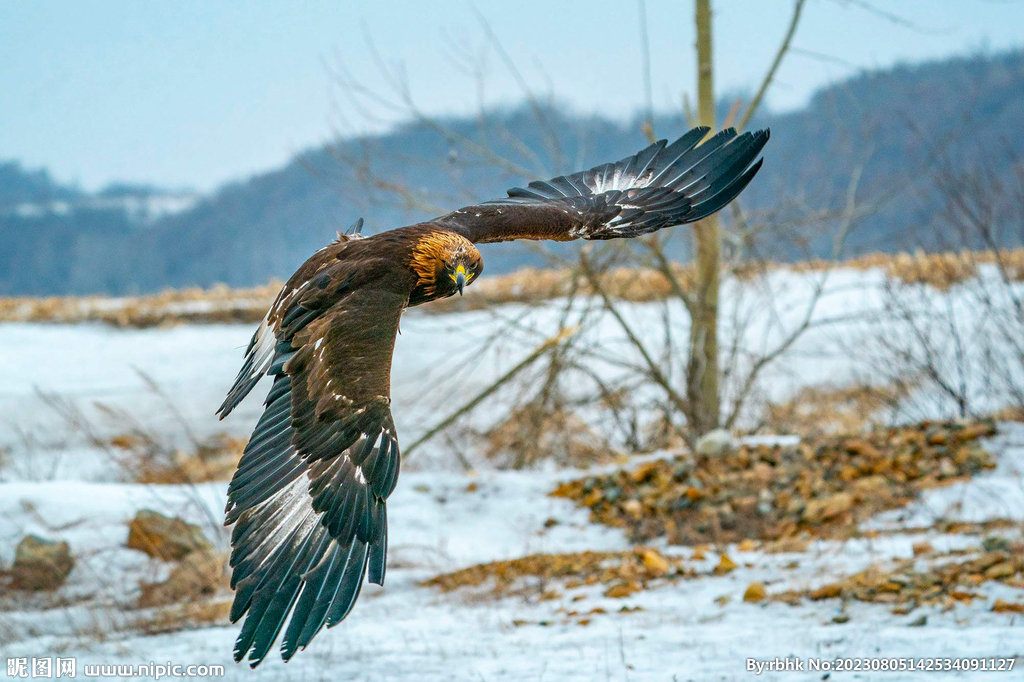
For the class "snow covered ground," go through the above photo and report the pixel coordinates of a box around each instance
[1,430,1022,681]
[2,266,1024,680]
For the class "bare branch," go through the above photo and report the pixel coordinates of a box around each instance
[638,0,655,141]
[403,325,580,459]
[737,0,806,132]
[471,7,565,171]
[578,251,691,419]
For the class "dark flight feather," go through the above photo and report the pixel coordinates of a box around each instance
[223,282,404,667]
[434,127,768,243]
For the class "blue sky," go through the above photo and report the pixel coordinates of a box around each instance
[2,0,1022,192]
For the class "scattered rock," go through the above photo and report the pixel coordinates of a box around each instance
[737,539,758,552]
[809,583,842,600]
[763,536,810,554]
[422,548,693,601]
[984,561,1015,580]
[127,510,212,560]
[743,582,766,602]
[912,542,933,556]
[10,535,75,590]
[638,548,671,577]
[714,554,737,575]
[982,536,1011,552]
[775,547,1024,612]
[908,615,928,627]
[802,493,853,524]
[138,551,228,607]
[622,499,643,517]
[845,439,881,458]
[695,429,734,458]
[551,420,997,547]
[992,599,1024,614]
[959,422,996,441]
[604,582,639,598]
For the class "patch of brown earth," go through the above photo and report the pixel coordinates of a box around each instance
[551,421,996,546]
[772,543,1024,616]
[421,547,690,603]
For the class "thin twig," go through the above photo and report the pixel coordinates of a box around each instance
[403,325,580,458]
[638,0,655,142]
[737,0,806,132]
[578,252,691,418]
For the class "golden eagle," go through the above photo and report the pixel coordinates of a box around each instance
[217,125,768,665]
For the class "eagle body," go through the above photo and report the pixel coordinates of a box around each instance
[218,125,769,666]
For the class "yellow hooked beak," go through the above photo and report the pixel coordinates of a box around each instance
[450,264,468,295]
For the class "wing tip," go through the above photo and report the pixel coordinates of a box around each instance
[346,217,364,235]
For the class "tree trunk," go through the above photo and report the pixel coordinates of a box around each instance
[688,0,721,435]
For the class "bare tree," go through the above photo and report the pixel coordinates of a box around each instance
[318,1,912,465]
[687,0,722,436]
[860,150,1024,420]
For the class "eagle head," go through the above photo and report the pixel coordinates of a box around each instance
[410,231,483,299]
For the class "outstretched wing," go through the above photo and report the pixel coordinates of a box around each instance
[221,271,405,667]
[436,126,768,244]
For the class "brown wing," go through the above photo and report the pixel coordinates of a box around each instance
[220,264,405,667]
[436,126,768,244]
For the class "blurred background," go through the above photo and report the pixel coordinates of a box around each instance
[3,0,1023,295]
[2,2,1024,679]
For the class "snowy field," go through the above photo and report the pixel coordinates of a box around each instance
[2,266,1024,680]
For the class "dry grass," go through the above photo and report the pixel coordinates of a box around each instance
[481,404,616,469]
[138,551,229,608]
[990,405,1024,422]
[6,248,1022,328]
[791,248,1024,291]
[134,599,233,635]
[132,552,232,635]
[763,381,913,437]
[110,431,245,484]
[26,382,244,485]
[0,281,283,328]
[882,251,978,291]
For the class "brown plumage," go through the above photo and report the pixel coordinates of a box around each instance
[217,125,768,666]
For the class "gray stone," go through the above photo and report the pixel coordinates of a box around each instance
[127,509,212,560]
[10,535,75,590]
[695,428,734,457]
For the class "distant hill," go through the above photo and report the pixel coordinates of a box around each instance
[0,161,82,209]
[2,48,1022,296]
